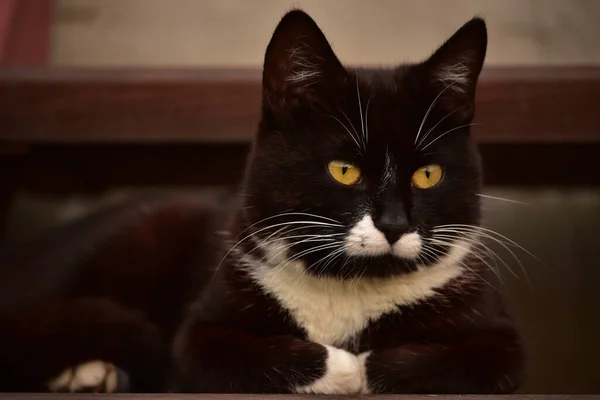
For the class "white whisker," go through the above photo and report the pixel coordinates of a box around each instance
[257,234,344,268]
[419,244,443,265]
[432,233,520,281]
[267,242,344,285]
[424,239,500,290]
[414,83,456,146]
[234,211,343,239]
[329,114,362,151]
[416,108,460,150]
[311,246,347,277]
[340,110,360,140]
[212,219,344,283]
[420,123,481,151]
[427,237,505,287]
[365,95,373,146]
[236,212,342,240]
[476,193,530,205]
[356,72,367,147]
[432,226,534,287]
[433,224,540,263]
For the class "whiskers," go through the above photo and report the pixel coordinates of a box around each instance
[424,224,539,289]
[355,72,368,147]
[413,81,480,152]
[327,71,372,153]
[414,83,455,149]
[476,193,530,206]
[211,212,348,285]
[329,113,363,153]
[420,122,481,151]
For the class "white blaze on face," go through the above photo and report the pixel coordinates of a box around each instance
[344,214,423,259]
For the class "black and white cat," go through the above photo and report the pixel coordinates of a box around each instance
[0,10,525,394]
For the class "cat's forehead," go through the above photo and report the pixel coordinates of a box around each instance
[333,68,424,148]
[345,68,424,121]
[353,67,407,90]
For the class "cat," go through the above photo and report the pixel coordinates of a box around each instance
[0,9,525,394]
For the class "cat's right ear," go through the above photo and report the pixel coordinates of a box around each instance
[262,10,347,116]
[419,17,488,121]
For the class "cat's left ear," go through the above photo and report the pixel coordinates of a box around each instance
[420,17,487,120]
[262,10,348,116]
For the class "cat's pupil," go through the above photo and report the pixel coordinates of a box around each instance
[425,169,431,179]
[342,166,348,175]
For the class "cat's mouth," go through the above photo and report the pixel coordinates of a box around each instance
[344,214,423,261]
[345,231,423,260]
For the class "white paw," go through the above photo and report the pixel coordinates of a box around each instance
[295,345,365,394]
[47,360,123,393]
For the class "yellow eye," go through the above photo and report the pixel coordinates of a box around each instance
[327,160,361,186]
[411,164,443,189]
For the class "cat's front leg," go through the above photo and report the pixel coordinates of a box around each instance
[361,326,525,394]
[173,322,365,394]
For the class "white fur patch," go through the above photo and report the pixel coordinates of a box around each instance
[285,40,321,86]
[242,238,470,347]
[435,60,471,93]
[295,345,364,394]
[345,214,390,256]
[47,360,122,393]
[393,232,422,259]
[345,214,423,259]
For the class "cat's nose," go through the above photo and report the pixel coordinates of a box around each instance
[376,223,409,244]
[374,214,410,244]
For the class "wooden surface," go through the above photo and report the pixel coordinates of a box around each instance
[0,395,598,400]
[1,66,599,144]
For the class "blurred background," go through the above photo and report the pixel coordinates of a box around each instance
[49,0,600,66]
[1,0,600,394]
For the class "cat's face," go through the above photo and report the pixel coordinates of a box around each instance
[241,10,487,279]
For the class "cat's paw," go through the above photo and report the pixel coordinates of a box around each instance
[47,360,128,393]
[295,345,365,394]
[358,351,372,394]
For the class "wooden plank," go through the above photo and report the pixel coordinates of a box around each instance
[0,66,599,144]
[0,0,54,66]
[0,395,598,400]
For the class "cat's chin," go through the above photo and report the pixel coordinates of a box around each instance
[301,237,464,280]
[301,253,429,280]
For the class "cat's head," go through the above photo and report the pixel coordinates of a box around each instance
[240,10,487,279]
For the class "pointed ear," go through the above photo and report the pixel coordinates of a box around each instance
[421,17,487,120]
[262,10,347,115]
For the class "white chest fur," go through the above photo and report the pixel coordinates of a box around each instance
[241,241,470,347]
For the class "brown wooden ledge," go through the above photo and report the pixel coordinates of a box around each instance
[1,66,599,144]
[0,395,599,400]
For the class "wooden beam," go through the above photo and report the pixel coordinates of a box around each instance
[1,66,599,144]
[0,394,598,400]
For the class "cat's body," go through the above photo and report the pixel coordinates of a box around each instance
[0,10,525,394]
[0,192,229,391]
